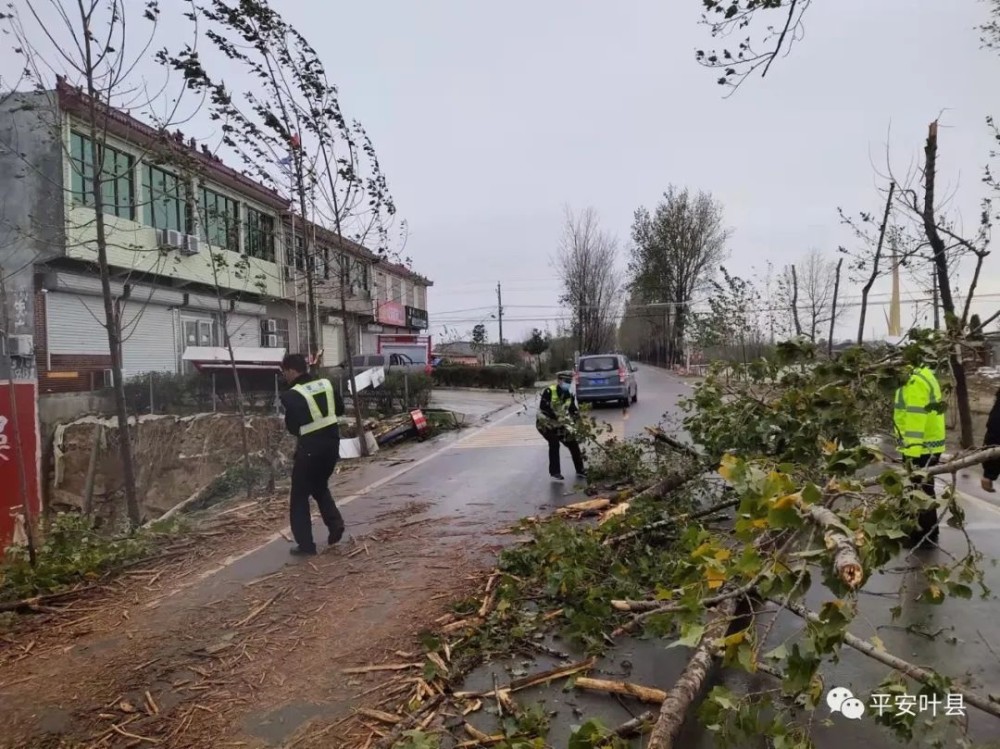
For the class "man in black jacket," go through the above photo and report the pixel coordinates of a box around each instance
[982,388,1000,492]
[536,372,585,480]
[279,353,346,555]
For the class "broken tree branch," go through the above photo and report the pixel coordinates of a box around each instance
[646,599,737,749]
[779,599,1000,719]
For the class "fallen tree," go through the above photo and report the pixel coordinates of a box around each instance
[329,333,999,749]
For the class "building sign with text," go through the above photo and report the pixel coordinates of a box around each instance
[405,306,428,330]
[376,301,406,327]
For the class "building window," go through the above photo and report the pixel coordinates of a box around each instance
[245,207,276,262]
[417,285,427,310]
[70,131,134,219]
[392,276,402,305]
[181,317,219,348]
[143,164,190,232]
[200,187,240,252]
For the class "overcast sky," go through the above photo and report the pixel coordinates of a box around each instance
[6,1,999,344]
[273,0,999,343]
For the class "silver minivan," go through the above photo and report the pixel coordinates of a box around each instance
[574,354,638,407]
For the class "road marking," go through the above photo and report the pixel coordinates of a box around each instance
[146,404,526,607]
[455,424,545,448]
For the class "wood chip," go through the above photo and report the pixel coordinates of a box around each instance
[341,663,423,675]
[356,708,402,725]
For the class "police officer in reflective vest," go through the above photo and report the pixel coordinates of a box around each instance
[279,353,347,556]
[893,362,946,547]
[536,372,586,480]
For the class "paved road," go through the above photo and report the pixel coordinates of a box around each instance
[70,365,1000,746]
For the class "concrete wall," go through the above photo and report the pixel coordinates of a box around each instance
[38,391,114,440]
[0,91,66,382]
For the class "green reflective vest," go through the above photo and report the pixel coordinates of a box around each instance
[893,366,946,457]
[291,378,346,435]
[537,384,570,428]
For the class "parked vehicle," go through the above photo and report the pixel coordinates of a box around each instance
[573,354,638,408]
[328,353,432,380]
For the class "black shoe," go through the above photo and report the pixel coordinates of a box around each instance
[550,473,564,480]
[576,472,587,480]
[290,546,317,556]
[328,527,345,545]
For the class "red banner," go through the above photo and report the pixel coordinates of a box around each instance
[0,382,40,551]
[376,301,406,327]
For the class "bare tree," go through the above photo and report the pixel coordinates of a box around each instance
[556,207,624,355]
[166,0,401,456]
[2,1,198,528]
[629,187,729,365]
[794,249,837,341]
[882,120,993,448]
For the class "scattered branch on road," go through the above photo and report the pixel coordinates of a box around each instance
[352,332,997,748]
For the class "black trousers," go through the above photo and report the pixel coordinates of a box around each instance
[289,442,344,551]
[538,426,584,476]
[908,453,940,543]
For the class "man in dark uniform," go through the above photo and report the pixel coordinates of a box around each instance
[279,353,346,556]
[536,372,586,480]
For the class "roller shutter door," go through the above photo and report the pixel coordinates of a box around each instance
[45,292,109,354]
[226,313,261,348]
[321,323,344,366]
[120,302,177,377]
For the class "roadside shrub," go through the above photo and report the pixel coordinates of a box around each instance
[0,513,151,601]
[124,370,278,415]
[432,364,536,390]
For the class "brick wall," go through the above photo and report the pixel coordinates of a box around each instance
[34,285,112,394]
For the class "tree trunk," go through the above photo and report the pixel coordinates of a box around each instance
[857,182,895,344]
[317,143,369,455]
[646,599,736,749]
[828,258,843,356]
[922,120,973,449]
[789,265,802,337]
[81,20,141,528]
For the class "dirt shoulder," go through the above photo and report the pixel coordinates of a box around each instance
[0,492,497,749]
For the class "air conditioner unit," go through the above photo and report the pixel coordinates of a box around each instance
[7,334,33,357]
[265,333,278,347]
[103,369,114,388]
[266,318,277,333]
[155,229,168,248]
[166,229,184,249]
[180,234,201,256]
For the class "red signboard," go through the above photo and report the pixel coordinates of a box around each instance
[0,381,40,551]
[376,301,406,327]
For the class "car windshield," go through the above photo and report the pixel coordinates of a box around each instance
[579,356,618,372]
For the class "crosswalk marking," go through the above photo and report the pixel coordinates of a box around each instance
[454,417,629,450]
[456,424,546,449]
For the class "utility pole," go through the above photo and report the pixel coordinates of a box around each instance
[496,282,504,346]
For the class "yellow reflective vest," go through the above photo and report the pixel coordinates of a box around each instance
[893,366,946,458]
[290,378,346,435]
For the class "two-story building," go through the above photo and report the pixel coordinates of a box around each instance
[0,79,432,392]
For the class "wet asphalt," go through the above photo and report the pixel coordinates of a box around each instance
[151,366,1000,746]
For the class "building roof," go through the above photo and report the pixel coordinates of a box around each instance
[55,78,291,211]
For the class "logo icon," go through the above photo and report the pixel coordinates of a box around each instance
[827,686,865,720]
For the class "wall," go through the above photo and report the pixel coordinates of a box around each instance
[51,413,292,524]
[0,92,64,548]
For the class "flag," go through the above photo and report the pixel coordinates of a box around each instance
[278,155,294,176]
[290,133,301,149]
